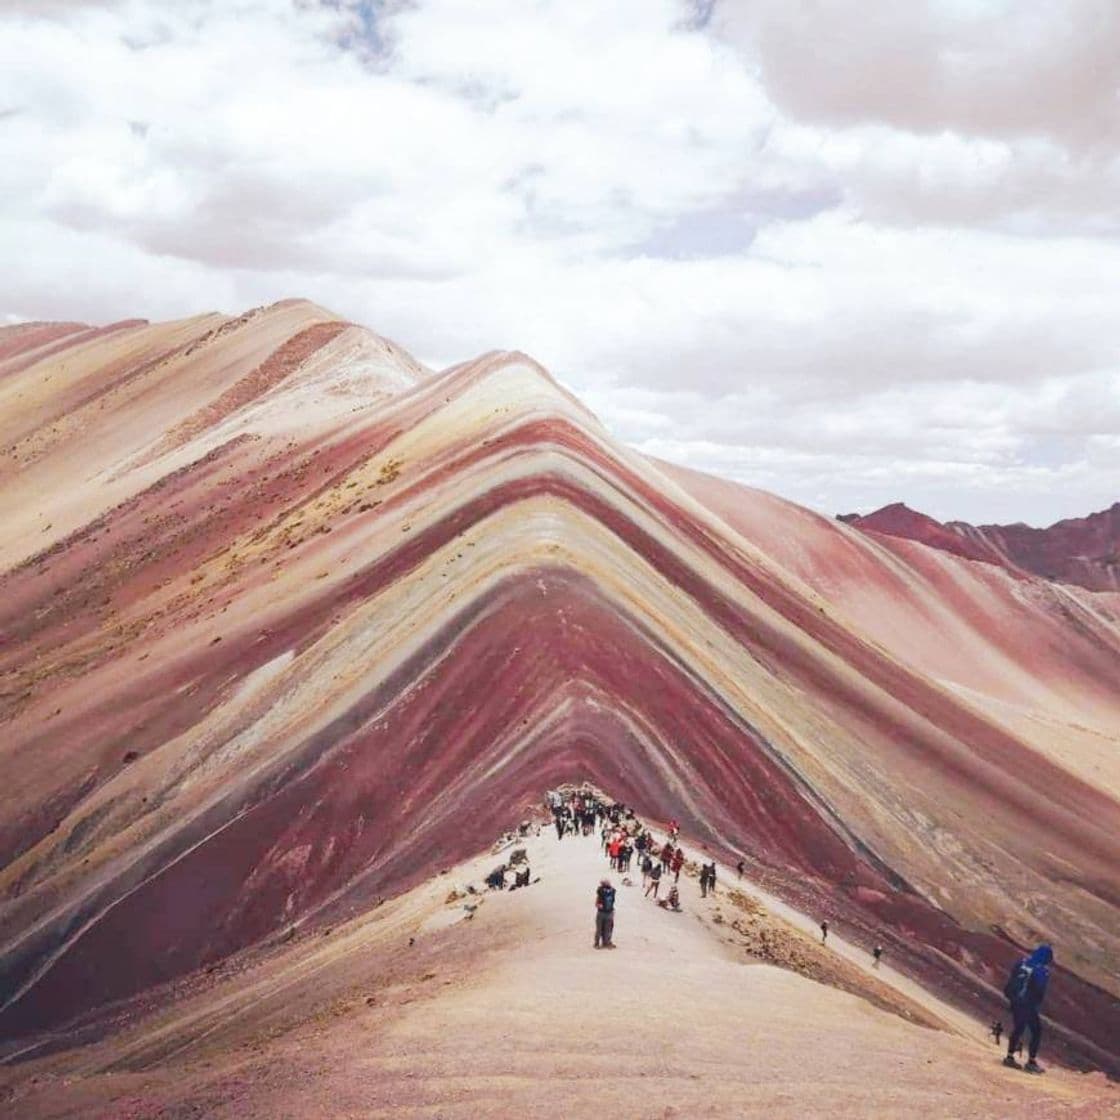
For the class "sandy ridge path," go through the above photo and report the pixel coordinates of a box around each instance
[4,827,1116,1119]
[326,830,1113,1119]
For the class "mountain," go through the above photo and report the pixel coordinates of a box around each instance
[842,501,1120,591]
[0,303,1118,1104]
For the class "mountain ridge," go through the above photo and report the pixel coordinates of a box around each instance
[841,500,1120,591]
[1,303,1118,1081]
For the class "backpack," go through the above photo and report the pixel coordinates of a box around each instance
[1004,960,1032,1004]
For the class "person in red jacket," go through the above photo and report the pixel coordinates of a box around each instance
[670,848,685,882]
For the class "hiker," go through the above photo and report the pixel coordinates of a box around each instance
[594,879,617,949]
[658,884,681,912]
[820,920,829,944]
[645,861,662,899]
[736,859,745,879]
[554,812,565,841]
[608,833,622,869]
[668,818,680,840]
[619,841,632,874]
[640,852,653,889]
[660,841,674,871]
[486,865,506,890]
[990,1020,1003,1046]
[670,847,684,882]
[700,862,716,897]
[1003,944,1052,1073]
[872,944,883,968]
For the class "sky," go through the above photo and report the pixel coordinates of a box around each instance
[2,0,1117,525]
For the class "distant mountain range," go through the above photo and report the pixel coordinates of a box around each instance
[840,501,1120,591]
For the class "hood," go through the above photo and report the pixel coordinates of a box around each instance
[1026,944,1053,968]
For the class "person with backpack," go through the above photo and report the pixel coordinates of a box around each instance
[1003,944,1053,1073]
[645,861,662,899]
[594,879,617,949]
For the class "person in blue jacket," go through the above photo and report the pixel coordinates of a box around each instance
[1003,944,1052,1073]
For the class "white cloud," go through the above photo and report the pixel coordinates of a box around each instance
[0,0,1116,526]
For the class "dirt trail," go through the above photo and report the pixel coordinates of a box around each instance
[3,824,1115,1119]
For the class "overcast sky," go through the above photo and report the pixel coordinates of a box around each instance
[2,1,1117,525]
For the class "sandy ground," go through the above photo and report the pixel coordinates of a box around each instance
[3,825,1115,1119]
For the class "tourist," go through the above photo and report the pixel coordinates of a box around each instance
[641,852,653,889]
[820,920,829,944]
[660,841,674,871]
[658,884,681,912]
[736,859,745,879]
[990,1020,1003,1046]
[872,944,883,968]
[1003,944,1053,1074]
[594,878,617,949]
[670,847,684,882]
[645,861,662,899]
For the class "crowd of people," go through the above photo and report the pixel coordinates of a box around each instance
[547,789,720,936]
[546,786,1055,1074]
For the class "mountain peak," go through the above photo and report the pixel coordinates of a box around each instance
[1,305,1118,1091]
[844,499,1120,590]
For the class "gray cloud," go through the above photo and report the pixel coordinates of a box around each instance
[716,0,1120,152]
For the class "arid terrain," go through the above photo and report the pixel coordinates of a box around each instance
[1,303,1118,1115]
[3,828,1118,1118]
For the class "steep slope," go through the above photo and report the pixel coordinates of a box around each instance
[663,464,1120,789]
[0,305,1118,1078]
[843,502,1120,592]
